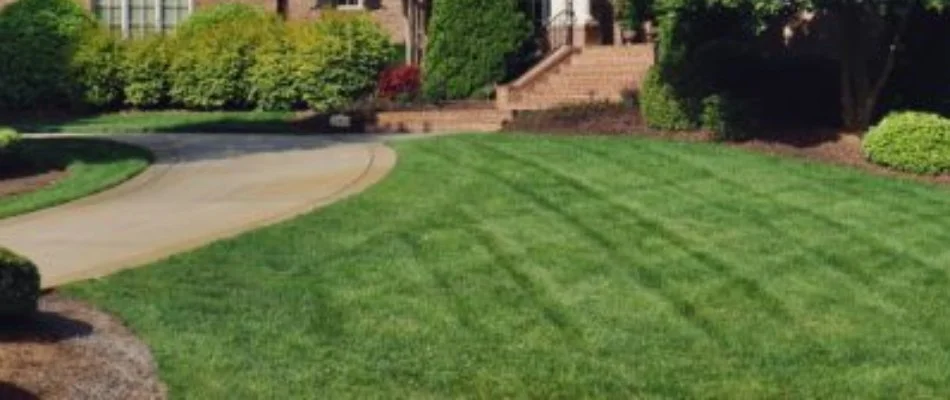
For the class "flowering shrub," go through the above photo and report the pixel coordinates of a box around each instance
[377,65,421,101]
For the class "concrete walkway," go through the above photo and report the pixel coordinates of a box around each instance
[0,134,396,288]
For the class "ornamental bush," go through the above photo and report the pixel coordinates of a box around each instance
[121,35,171,108]
[863,112,950,174]
[248,24,298,111]
[377,65,421,101]
[640,67,696,130]
[0,0,95,110]
[288,12,391,112]
[168,4,282,109]
[70,25,124,108]
[423,0,531,99]
[0,247,40,319]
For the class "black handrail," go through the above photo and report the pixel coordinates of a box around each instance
[541,0,575,53]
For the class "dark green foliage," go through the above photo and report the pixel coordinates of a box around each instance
[70,26,124,108]
[423,0,531,99]
[640,67,696,130]
[121,35,171,109]
[701,94,753,140]
[0,0,95,110]
[168,4,281,109]
[863,112,950,174]
[0,247,40,318]
[885,11,950,116]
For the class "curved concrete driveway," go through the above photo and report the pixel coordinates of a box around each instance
[0,134,396,288]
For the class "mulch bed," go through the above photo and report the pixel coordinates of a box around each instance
[0,294,166,400]
[504,106,950,185]
[0,167,67,198]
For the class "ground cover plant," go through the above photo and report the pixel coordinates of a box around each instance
[67,134,950,398]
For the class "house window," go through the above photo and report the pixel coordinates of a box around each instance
[94,0,193,38]
[335,0,363,9]
[313,0,364,11]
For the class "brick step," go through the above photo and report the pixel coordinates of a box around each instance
[516,83,634,96]
[528,75,637,85]
[512,94,623,105]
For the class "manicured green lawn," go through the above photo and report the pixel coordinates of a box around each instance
[8,111,294,134]
[0,138,150,218]
[67,134,950,398]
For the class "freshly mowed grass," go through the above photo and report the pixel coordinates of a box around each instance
[0,138,150,218]
[67,134,950,398]
[8,111,295,134]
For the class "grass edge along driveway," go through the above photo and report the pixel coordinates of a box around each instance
[0,138,151,219]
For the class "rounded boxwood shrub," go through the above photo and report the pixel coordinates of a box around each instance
[0,0,95,110]
[863,111,950,174]
[640,67,697,130]
[168,4,281,109]
[70,25,125,108]
[122,35,171,108]
[0,247,40,318]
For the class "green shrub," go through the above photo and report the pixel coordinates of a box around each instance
[863,112,950,174]
[168,4,280,109]
[0,128,21,151]
[70,26,124,108]
[248,24,298,111]
[701,94,754,141]
[289,13,391,112]
[122,35,171,108]
[640,67,696,130]
[0,247,40,318]
[0,0,95,110]
[423,0,531,99]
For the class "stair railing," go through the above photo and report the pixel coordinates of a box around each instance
[541,0,575,53]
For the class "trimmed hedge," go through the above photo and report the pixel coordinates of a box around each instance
[294,12,391,112]
[70,25,124,108]
[0,247,40,318]
[248,24,298,111]
[0,1,391,112]
[121,35,171,108]
[423,0,530,99]
[0,0,95,110]
[168,5,281,109]
[863,112,950,174]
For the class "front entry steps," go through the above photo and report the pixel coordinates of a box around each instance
[496,44,655,111]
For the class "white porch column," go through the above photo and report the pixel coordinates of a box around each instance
[549,0,593,26]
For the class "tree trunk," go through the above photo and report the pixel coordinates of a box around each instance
[836,2,913,133]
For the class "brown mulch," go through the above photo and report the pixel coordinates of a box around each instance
[0,167,67,198]
[0,294,167,400]
[504,106,950,185]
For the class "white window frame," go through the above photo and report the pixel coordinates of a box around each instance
[97,0,194,38]
[334,0,364,10]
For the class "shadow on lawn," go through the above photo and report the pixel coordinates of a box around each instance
[1,110,384,136]
[0,312,93,343]
[5,138,154,176]
[0,382,39,400]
